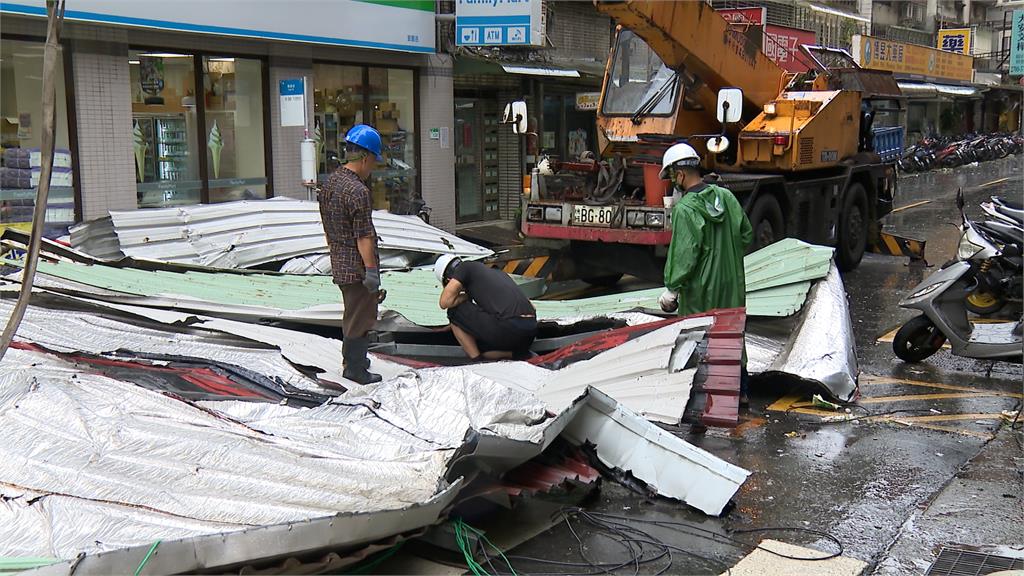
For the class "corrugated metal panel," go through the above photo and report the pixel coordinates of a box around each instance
[69,198,493,269]
[11,237,838,326]
[14,258,655,326]
[744,238,834,291]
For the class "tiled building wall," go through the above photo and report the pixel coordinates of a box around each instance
[69,28,136,220]
[418,54,457,232]
[268,57,315,200]
[545,2,613,63]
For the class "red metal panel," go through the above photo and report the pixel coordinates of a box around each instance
[523,222,673,245]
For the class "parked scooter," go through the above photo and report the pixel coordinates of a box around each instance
[893,189,1023,362]
[965,197,1024,315]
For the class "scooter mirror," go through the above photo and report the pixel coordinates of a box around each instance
[955,187,964,212]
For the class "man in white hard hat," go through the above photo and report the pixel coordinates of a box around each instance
[658,141,753,405]
[434,254,538,360]
[658,142,752,316]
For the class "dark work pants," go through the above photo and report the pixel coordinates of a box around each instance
[340,283,378,339]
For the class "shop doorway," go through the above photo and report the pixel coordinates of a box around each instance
[455,96,501,223]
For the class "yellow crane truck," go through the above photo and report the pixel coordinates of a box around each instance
[514,1,904,284]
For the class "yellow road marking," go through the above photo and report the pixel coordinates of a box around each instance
[523,256,549,278]
[891,200,932,213]
[980,177,1010,188]
[888,412,1002,423]
[887,421,994,439]
[860,392,1021,403]
[860,375,1024,398]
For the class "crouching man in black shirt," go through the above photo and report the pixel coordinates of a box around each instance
[434,255,538,360]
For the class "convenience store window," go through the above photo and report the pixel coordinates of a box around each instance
[130,50,201,206]
[368,67,417,213]
[313,63,419,213]
[203,56,268,203]
[1,38,77,232]
[129,49,268,207]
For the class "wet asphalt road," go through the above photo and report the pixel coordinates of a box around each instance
[374,157,1023,575]
[502,156,1024,574]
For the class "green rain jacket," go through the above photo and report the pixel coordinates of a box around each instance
[664,183,753,317]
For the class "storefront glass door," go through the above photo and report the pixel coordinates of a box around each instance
[455,99,482,222]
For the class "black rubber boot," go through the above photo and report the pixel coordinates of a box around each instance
[342,337,382,385]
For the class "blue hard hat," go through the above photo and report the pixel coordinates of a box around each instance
[345,124,385,162]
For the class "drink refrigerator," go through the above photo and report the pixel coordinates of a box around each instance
[132,113,194,184]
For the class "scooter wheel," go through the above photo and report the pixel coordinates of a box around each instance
[893,316,947,362]
[964,291,1004,315]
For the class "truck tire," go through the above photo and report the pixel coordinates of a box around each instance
[748,194,784,252]
[836,182,868,271]
[892,315,946,362]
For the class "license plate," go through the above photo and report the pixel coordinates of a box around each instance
[573,205,614,227]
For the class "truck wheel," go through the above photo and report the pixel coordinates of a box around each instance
[748,194,784,252]
[836,183,868,271]
[892,315,946,362]
[582,274,624,287]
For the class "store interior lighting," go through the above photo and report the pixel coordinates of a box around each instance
[137,52,190,58]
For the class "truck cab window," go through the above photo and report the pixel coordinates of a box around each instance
[603,30,678,116]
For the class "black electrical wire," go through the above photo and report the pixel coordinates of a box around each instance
[462,506,846,575]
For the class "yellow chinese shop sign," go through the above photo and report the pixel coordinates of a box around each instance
[852,34,973,83]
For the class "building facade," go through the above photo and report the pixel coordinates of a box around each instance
[1,0,461,233]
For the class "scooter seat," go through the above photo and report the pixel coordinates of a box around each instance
[995,204,1024,225]
[977,220,1024,246]
[994,196,1023,210]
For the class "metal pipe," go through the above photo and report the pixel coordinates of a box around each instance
[0,0,65,362]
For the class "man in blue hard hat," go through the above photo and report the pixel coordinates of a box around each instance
[318,124,386,385]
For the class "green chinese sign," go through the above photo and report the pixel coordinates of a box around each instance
[1012,10,1024,76]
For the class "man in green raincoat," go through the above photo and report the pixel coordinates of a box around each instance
[658,143,753,316]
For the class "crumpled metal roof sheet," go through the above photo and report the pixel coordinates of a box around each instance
[2,334,749,572]
[750,263,859,402]
[69,198,493,269]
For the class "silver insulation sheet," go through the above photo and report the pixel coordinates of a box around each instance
[746,263,859,402]
[0,297,322,392]
[0,348,553,560]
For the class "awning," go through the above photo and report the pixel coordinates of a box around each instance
[501,64,581,78]
[897,81,980,99]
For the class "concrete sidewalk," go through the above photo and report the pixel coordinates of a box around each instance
[872,418,1024,575]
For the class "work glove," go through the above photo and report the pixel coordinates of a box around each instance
[363,267,380,293]
[658,290,679,313]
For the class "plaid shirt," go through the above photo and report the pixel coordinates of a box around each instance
[318,167,377,285]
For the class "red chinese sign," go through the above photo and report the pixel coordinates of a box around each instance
[717,7,766,25]
[764,24,817,72]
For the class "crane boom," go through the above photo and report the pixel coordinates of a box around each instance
[595,0,787,120]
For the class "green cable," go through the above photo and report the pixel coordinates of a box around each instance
[133,540,161,576]
[346,541,406,574]
[452,518,518,576]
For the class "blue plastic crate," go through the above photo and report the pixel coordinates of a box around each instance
[872,127,904,163]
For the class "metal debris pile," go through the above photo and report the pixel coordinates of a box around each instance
[0,203,860,574]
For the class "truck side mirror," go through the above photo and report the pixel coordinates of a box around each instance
[502,100,529,135]
[717,88,743,124]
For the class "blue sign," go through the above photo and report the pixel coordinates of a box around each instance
[280,78,304,96]
[455,0,542,47]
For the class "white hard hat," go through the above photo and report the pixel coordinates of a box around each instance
[659,142,701,179]
[434,254,461,283]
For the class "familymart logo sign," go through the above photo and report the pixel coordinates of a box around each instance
[455,0,544,46]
